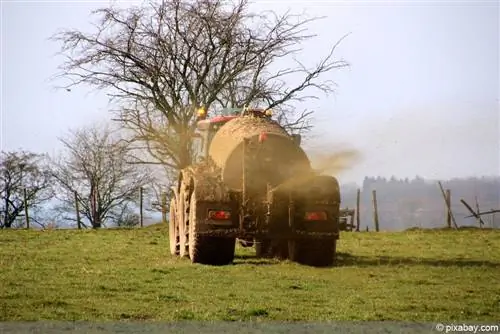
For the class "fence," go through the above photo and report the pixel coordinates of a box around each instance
[8,182,500,231]
[344,183,499,232]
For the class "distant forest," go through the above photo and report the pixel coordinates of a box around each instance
[340,176,500,231]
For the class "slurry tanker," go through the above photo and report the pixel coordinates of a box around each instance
[168,107,341,266]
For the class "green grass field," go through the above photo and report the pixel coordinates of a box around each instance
[1,224,499,322]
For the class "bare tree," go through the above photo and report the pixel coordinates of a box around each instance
[0,151,54,228]
[115,209,140,228]
[51,0,349,172]
[51,123,152,229]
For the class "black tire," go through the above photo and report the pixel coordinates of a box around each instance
[290,238,337,267]
[188,190,236,265]
[190,235,236,265]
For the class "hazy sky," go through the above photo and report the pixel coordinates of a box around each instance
[1,0,499,185]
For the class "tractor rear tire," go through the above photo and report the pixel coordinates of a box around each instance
[168,198,179,256]
[190,235,236,265]
[188,190,236,265]
[290,238,337,267]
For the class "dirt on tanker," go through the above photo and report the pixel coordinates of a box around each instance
[217,116,289,137]
[209,116,290,166]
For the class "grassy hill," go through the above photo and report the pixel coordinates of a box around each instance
[1,224,499,321]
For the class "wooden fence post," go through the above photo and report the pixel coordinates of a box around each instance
[161,192,167,224]
[372,189,379,232]
[139,187,144,228]
[356,188,361,232]
[438,181,458,229]
[23,188,30,229]
[446,189,452,228]
[74,191,81,230]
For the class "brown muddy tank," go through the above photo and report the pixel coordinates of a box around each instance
[208,116,312,191]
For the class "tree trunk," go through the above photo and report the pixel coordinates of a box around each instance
[90,182,101,229]
[178,131,193,169]
[4,191,11,228]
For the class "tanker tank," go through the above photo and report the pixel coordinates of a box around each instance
[208,116,312,192]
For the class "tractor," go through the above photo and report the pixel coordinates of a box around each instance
[168,106,341,266]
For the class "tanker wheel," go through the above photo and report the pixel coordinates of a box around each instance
[188,190,236,265]
[289,238,337,267]
[168,198,179,256]
[178,187,189,258]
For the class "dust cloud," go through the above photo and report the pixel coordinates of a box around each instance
[270,147,363,192]
[308,102,499,183]
[308,148,362,176]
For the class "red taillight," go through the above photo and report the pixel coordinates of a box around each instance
[304,211,327,221]
[208,210,231,220]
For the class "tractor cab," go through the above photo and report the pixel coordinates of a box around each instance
[191,107,273,162]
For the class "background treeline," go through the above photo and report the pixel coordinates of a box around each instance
[0,123,168,230]
[341,176,500,231]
